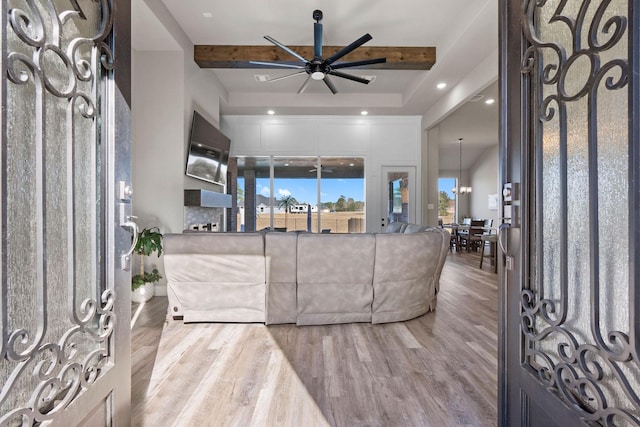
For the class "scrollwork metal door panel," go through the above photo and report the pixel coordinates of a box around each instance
[1,0,132,425]
[500,0,639,426]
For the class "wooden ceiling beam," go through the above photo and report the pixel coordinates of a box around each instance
[194,45,435,70]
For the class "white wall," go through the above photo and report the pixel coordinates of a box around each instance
[132,0,228,294]
[132,51,184,233]
[223,115,423,232]
[469,145,499,226]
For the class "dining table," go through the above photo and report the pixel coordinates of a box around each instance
[443,223,496,253]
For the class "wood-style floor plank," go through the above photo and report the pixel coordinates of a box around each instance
[131,250,498,426]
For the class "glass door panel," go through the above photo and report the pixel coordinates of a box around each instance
[501,0,640,424]
[381,166,416,230]
[233,156,367,233]
[273,157,318,232]
[1,0,131,424]
[320,157,365,233]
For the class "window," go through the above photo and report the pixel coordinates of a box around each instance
[319,157,365,233]
[233,156,365,232]
[438,177,456,224]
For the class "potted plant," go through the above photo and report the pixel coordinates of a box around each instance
[131,227,163,303]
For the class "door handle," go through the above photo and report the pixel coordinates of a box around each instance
[120,216,138,271]
[497,222,513,270]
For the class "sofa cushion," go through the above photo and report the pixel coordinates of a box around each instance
[371,232,442,324]
[383,222,407,233]
[402,223,432,233]
[164,253,266,323]
[164,232,265,255]
[296,234,376,325]
[264,232,298,324]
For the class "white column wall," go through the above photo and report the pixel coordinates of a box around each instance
[422,127,440,226]
[132,50,184,233]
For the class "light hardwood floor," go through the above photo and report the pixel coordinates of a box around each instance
[131,251,498,427]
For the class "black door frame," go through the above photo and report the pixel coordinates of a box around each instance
[498,0,639,425]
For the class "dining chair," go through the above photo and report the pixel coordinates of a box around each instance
[459,219,485,252]
[457,217,472,240]
[480,218,494,252]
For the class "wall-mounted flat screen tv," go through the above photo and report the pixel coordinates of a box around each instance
[185,111,230,186]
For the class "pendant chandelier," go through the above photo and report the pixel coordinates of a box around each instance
[452,138,472,195]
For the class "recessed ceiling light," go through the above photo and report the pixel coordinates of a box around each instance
[361,111,368,115]
[485,98,495,105]
[202,12,213,18]
[349,163,355,167]
[436,82,447,89]
[267,110,275,115]
[284,163,289,166]
[255,75,270,82]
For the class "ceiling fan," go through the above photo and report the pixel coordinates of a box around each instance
[250,9,386,94]
[309,165,334,173]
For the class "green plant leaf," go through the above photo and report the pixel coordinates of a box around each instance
[134,227,163,257]
[131,268,163,291]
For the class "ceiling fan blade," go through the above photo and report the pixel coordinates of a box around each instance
[297,75,313,94]
[323,75,338,94]
[264,35,309,62]
[331,57,387,70]
[267,71,307,82]
[314,22,323,58]
[249,61,305,69]
[324,33,373,65]
[329,70,371,84]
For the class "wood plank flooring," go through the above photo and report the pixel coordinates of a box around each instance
[131,250,498,427]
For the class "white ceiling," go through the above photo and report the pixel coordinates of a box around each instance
[133,0,499,166]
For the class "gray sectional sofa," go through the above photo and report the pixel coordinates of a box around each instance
[163,224,450,326]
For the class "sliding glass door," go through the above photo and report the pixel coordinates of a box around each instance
[233,156,365,233]
[273,157,318,232]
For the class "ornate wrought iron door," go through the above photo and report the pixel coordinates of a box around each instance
[0,0,132,425]
[500,0,639,426]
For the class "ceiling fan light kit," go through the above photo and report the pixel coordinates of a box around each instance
[250,10,386,94]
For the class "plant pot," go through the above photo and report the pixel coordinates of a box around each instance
[131,282,155,303]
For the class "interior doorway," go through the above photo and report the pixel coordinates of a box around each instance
[438,177,457,224]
